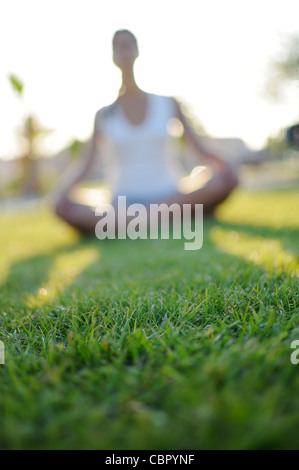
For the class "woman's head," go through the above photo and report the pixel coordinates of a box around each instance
[112,29,139,70]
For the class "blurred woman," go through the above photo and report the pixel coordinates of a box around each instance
[54,29,238,233]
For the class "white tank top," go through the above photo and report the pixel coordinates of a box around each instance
[95,93,183,203]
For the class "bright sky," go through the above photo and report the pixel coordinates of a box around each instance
[1,0,298,160]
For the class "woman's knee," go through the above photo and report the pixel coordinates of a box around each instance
[54,195,97,234]
[54,194,71,220]
[54,198,64,219]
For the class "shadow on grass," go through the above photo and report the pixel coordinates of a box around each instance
[0,239,90,310]
[212,220,299,259]
[1,214,297,313]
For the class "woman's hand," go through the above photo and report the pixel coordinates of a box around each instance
[201,154,231,173]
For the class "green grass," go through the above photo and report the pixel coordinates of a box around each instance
[0,186,299,450]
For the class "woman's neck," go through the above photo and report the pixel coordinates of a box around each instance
[119,69,143,98]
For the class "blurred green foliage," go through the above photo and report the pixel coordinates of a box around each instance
[265,32,299,101]
[8,74,24,96]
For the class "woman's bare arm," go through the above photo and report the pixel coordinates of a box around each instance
[53,111,101,198]
[172,97,230,171]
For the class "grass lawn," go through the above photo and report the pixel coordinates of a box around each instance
[0,185,299,450]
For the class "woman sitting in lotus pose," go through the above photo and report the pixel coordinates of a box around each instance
[54,29,238,233]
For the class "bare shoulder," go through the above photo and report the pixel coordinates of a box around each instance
[94,103,117,135]
[95,103,116,121]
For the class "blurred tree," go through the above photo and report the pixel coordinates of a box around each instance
[265,129,289,155]
[264,33,299,154]
[8,74,53,196]
[265,32,299,101]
